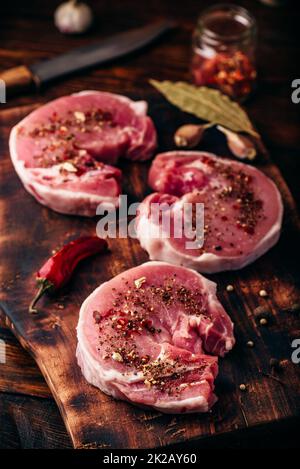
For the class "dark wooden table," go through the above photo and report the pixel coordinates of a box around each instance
[0,0,299,449]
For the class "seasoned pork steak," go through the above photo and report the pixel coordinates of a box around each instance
[77,262,234,413]
[9,91,157,216]
[136,151,283,273]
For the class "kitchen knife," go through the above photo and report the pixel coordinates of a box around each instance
[0,20,176,97]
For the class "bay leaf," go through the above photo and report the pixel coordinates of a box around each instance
[150,79,259,138]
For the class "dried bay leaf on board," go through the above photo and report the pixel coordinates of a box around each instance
[150,79,259,139]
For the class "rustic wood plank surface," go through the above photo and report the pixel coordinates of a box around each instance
[1,95,300,449]
[0,0,299,449]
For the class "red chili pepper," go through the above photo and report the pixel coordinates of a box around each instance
[29,236,108,314]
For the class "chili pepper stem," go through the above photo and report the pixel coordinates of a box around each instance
[28,281,53,314]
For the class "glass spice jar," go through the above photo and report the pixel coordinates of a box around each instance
[191,3,257,101]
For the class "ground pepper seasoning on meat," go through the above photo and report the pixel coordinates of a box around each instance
[21,108,116,171]
[184,156,264,257]
[93,275,209,395]
[219,166,264,236]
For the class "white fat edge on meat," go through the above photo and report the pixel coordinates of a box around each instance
[78,329,209,390]
[189,285,235,354]
[77,261,220,412]
[152,395,209,412]
[77,281,145,385]
[8,90,152,216]
[148,152,284,272]
[136,212,223,271]
[183,154,217,173]
[156,151,214,162]
[78,341,145,385]
[77,261,222,384]
[78,337,214,412]
[136,188,283,274]
[77,270,213,383]
[178,379,209,389]
[73,90,148,116]
[9,126,120,214]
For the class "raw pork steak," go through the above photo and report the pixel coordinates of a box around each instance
[136,151,283,273]
[77,261,234,413]
[9,91,157,216]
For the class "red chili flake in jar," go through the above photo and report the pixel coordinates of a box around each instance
[191,4,257,101]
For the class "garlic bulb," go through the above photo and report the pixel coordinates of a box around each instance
[54,0,93,34]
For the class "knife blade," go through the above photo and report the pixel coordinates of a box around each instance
[0,20,176,97]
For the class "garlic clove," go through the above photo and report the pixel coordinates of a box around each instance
[174,124,207,149]
[217,125,256,160]
[54,0,93,35]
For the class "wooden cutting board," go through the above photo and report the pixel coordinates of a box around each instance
[0,96,299,449]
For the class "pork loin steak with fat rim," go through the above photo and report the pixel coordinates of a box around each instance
[9,91,157,216]
[136,151,283,273]
[77,261,235,413]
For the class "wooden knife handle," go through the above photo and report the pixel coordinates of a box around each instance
[0,66,37,97]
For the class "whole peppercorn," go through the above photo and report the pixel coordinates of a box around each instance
[259,289,268,298]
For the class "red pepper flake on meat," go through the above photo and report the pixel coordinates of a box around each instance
[26,108,117,170]
[96,274,209,394]
[217,164,264,236]
[160,155,265,260]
